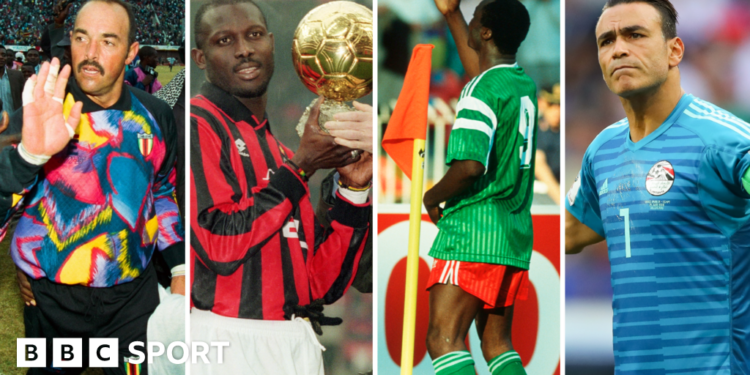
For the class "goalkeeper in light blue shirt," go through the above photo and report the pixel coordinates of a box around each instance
[566,0,750,373]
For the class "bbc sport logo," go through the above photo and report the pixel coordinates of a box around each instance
[17,338,230,367]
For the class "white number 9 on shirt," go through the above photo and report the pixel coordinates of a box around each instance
[518,96,536,169]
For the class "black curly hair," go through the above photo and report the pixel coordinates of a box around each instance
[480,0,530,55]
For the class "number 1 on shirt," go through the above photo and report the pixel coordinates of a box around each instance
[620,208,631,258]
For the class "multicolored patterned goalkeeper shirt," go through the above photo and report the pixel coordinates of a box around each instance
[0,79,184,287]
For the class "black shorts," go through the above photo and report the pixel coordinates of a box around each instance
[25,263,159,375]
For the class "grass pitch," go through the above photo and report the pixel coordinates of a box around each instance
[156,65,184,86]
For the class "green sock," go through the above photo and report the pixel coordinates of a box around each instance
[432,350,475,375]
[488,351,526,375]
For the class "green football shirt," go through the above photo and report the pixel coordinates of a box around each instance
[429,63,538,269]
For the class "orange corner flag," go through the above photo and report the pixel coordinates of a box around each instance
[382,44,434,180]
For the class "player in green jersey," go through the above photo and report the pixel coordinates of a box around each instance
[424,1,536,374]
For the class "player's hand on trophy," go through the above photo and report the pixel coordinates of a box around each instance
[21,58,83,159]
[292,96,362,175]
[338,151,373,189]
[325,101,373,154]
[434,0,461,16]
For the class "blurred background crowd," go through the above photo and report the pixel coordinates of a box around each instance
[0,0,185,91]
[566,0,750,373]
[377,0,561,207]
[0,0,184,46]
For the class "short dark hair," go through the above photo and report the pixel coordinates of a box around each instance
[603,0,678,39]
[26,49,39,55]
[78,0,137,45]
[194,0,267,49]
[480,0,530,55]
[139,46,157,59]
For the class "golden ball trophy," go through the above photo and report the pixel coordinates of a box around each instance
[292,1,373,137]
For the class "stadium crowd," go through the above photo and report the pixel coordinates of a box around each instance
[0,0,183,46]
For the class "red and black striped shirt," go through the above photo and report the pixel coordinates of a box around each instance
[190,83,370,320]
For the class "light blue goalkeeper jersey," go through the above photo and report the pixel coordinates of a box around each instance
[566,94,750,374]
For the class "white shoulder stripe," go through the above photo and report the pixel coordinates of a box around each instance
[463,75,481,98]
[459,80,471,99]
[467,67,494,96]
[452,118,494,138]
[455,97,498,128]
[466,76,481,97]
[688,101,750,134]
[684,110,750,140]
[465,63,518,97]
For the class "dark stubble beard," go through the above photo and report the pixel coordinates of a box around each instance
[210,56,275,99]
[231,71,272,98]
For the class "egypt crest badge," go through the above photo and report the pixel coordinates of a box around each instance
[138,133,154,156]
[646,160,675,196]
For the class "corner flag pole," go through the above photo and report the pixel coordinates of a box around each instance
[400,139,426,375]
[381,43,433,375]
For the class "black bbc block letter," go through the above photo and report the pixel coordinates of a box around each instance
[26,345,38,361]
[97,345,110,361]
[62,345,74,361]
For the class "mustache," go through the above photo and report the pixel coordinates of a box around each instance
[233,57,262,72]
[77,60,105,76]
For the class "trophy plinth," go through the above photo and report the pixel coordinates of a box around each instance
[296,99,355,137]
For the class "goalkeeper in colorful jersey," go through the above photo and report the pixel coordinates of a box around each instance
[423,1,536,374]
[0,1,184,373]
[567,0,750,373]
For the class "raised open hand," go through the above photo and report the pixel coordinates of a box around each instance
[21,59,83,158]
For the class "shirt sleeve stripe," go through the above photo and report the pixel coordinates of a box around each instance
[456,97,497,128]
[452,118,494,138]
[689,101,750,135]
[452,118,494,166]
[684,110,750,141]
